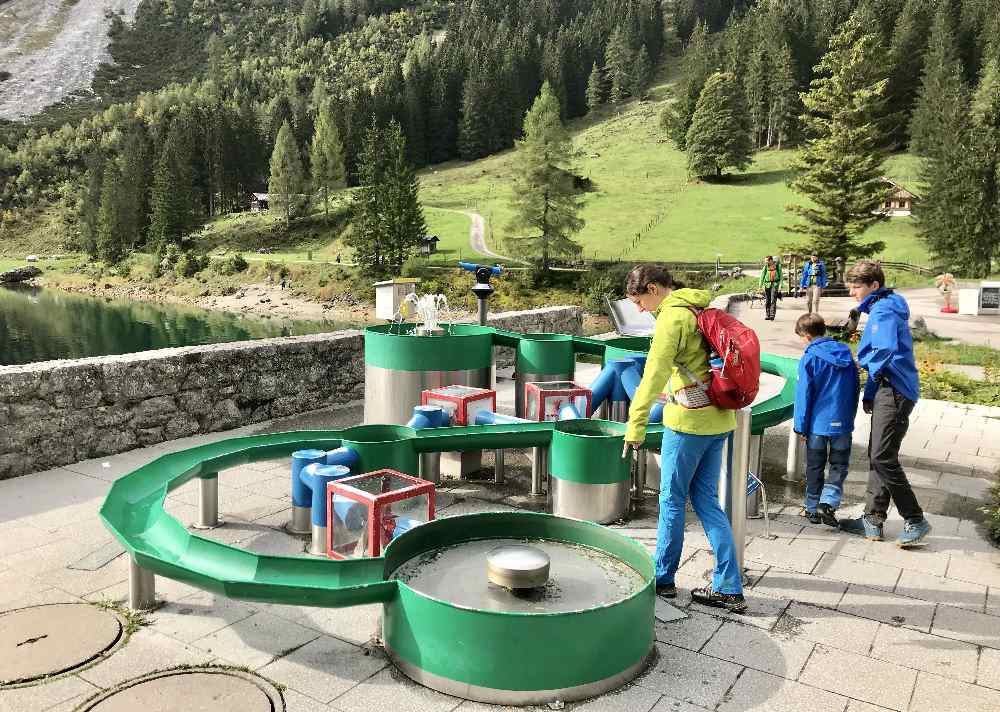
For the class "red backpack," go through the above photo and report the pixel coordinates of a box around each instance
[679,307,761,410]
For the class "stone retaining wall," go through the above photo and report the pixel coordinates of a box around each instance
[0,306,583,479]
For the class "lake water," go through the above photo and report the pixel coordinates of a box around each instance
[0,285,359,365]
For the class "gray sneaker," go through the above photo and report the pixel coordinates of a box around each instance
[839,515,884,541]
[897,518,932,548]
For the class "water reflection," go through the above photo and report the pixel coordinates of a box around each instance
[0,285,360,365]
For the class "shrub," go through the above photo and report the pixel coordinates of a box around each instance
[212,252,249,275]
[175,251,208,278]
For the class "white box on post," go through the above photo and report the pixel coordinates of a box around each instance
[374,279,420,321]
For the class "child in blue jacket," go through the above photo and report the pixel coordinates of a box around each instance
[839,261,931,547]
[793,313,860,526]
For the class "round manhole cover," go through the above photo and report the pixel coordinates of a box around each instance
[79,668,282,711]
[0,603,123,684]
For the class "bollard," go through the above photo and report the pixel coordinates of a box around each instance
[494,449,505,484]
[785,428,803,482]
[719,407,752,573]
[420,452,441,485]
[747,435,763,519]
[290,449,327,534]
[192,472,220,529]
[129,555,156,611]
[531,447,548,496]
[299,464,352,555]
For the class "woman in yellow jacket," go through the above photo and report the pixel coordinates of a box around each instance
[622,265,746,613]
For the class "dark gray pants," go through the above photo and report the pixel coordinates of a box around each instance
[866,383,923,522]
[764,286,779,319]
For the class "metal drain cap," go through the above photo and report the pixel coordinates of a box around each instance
[487,545,551,589]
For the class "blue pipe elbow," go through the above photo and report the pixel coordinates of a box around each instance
[291,448,327,508]
[609,359,632,403]
[557,403,582,420]
[475,410,533,425]
[333,495,367,531]
[325,446,359,469]
[299,463,352,527]
[589,362,619,412]
[407,405,450,430]
[649,400,665,424]
[621,364,643,400]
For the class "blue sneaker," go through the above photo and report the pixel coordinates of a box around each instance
[897,518,932,548]
[839,515,884,541]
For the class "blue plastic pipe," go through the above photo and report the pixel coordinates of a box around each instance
[474,410,534,426]
[332,494,367,531]
[325,446,360,469]
[299,463,353,527]
[649,400,665,424]
[291,449,328,508]
[557,403,582,420]
[589,362,620,413]
[610,358,632,403]
[406,405,451,430]
[459,262,503,276]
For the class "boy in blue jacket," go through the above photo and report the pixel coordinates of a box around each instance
[839,261,931,547]
[793,313,860,526]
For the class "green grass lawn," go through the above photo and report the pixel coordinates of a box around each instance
[422,207,474,260]
[420,84,931,266]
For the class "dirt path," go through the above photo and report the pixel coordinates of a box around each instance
[462,210,525,264]
[0,0,141,120]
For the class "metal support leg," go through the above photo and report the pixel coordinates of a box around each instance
[420,452,441,485]
[747,435,763,519]
[310,525,327,556]
[785,428,803,482]
[193,473,220,529]
[632,450,647,502]
[531,447,548,497]
[129,555,156,611]
[493,449,505,485]
[720,408,752,574]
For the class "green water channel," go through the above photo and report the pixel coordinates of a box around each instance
[0,285,359,365]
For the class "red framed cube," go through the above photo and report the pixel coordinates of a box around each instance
[524,381,592,422]
[421,385,497,426]
[326,469,435,559]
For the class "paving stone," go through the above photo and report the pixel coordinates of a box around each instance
[814,552,901,592]
[870,623,979,682]
[701,620,815,679]
[0,569,54,606]
[798,645,917,711]
[909,671,1000,712]
[777,602,880,655]
[569,683,663,712]
[745,537,823,575]
[77,627,216,689]
[931,603,1000,649]
[281,688,337,712]
[676,549,717,582]
[752,569,848,609]
[37,556,129,598]
[0,673,98,712]
[246,476,296,501]
[258,635,388,704]
[168,480,254,508]
[695,588,791,632]
[329,666,462,712]
[654,598,687,623]
[938,474,994,500]
[837,584,936,633]
[845,702,890,712]
[191,611,321,669]
[947,554,1000,589]
[745,517,803,543]
[654,609,721,651]
[790,527,875,559]
[895,569,987,611]
[275,602,382,645]
[636,643,742,709]
[862,542,950,578]
[222,493,290,522]
[716,669,847,712]
[0,522,55,558]
[149,590,259,643]
[218,465,283,490]
[978,647,1000,691]
[648,694,713,711]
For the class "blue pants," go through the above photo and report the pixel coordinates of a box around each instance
[804,433,852,512]
[655,429,742,595]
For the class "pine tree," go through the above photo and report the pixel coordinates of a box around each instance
[268,121,306,228]
[507,82,584,281]
[605,27,634,104]
[631,46,653,100]
[586,62,606,111]
[666,21,716,149]
[96,162,127,264]
[458,72,492,160]
[149,121,197,250]
[884,0,935,147]
[909,5,964,155]
[309,102,346,220]
[784,13,891,262]
[118,124,151,250]
[744,47,770,149]
[920,59,1000,276]
[767,42,799,149]
[348,120,425,276]
[685,72,753,179]
[78,151,104,258]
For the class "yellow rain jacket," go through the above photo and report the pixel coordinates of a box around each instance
[625,289,737,442]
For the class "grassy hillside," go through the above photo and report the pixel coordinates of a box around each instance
[420,82,930,266]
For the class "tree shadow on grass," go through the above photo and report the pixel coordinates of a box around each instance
[701,168,793,187]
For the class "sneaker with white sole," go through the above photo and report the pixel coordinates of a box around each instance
[896,518,931,548]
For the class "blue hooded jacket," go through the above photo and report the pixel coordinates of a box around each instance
[799,260,828,289]
[794,337,860,436]
[857,288,920,403]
